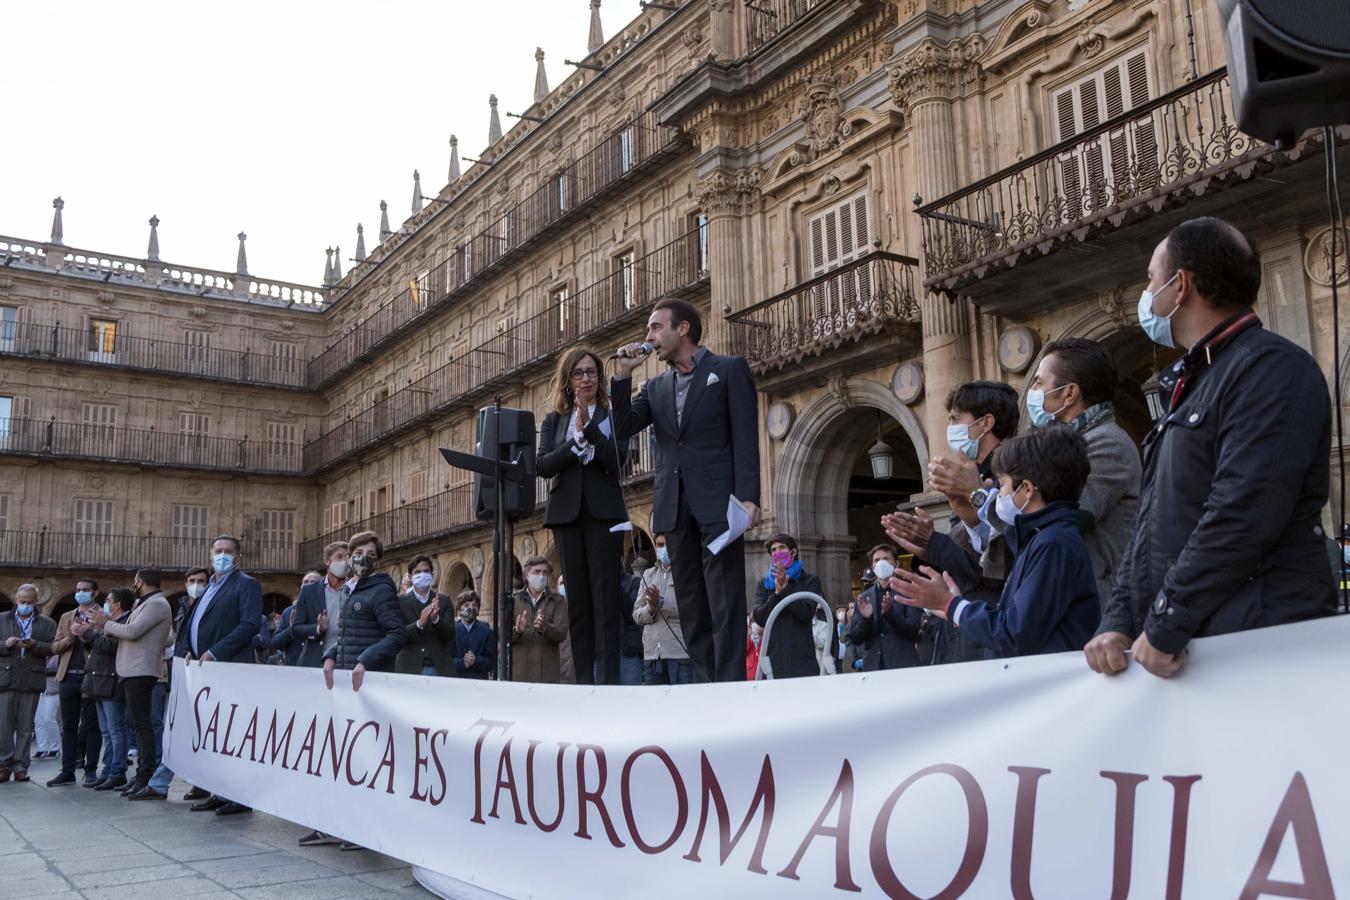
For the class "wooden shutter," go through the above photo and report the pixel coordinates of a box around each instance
[806,191,871,319]
[1053,49,1153,214]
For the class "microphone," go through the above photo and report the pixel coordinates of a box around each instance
[610,342,653,360]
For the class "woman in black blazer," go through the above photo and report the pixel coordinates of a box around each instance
[537,348,629,685]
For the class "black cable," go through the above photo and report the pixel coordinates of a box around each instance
[1325,126,1349,615]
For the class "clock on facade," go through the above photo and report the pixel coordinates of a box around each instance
[766,401,795,440]
[997,325,1040,374]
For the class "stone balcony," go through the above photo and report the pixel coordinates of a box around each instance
[0,529,296,573]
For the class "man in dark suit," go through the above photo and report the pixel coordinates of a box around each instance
[183,534,261,815]
[394,555,455,676]
[272,570,322,667]
[611,297,761,683]
[277,544,350,676]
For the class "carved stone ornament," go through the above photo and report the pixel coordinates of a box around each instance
[1076,20,1112,59]
[693,168,763,216]
[997,325,1040,374]
[766,401,795,440]
[279,319,296,333]
[1305,225,1350,287]
[827,376,852,408]
[1097,289,1131,328]
[470,547,485,578]
[887,35,987,117]
[97,290,115,306]
[891,361,925,406]
[0,276,13,291]
[520,535,537,558]
[189,305,208,318]
[707,0,733,11]
[801,78,846,155]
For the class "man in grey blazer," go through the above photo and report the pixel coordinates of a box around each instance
[611,298,761,683]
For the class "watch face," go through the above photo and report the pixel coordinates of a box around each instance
[970,489,990,508]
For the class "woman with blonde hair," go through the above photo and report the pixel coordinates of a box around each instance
[537,347,629,685]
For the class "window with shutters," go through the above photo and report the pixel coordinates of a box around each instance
[81,403,118,445]
[261,509,295,546]
[1050,48,1155,220]
[805,191,873,321]
[0,307,16,349]
[367,484,391,518]
[618,126,636,174]
[0,495,10,532]
[0,396,10,447]
[172,505,209,542]
[409,470,428,502]
[179,412,210,453]
[692,212,710,276]
[184,329,210,365]
[325,501,346,534]
[72,499,114,537]
[270,340,299,378]
[88,319,117,358]
[346,497,359,525]
[616,251,636,311]
[265,421,296,466]
[551,285,570,338]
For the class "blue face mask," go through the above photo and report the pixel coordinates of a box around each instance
[212,553,235,575]
[655,547,670,566]
[16,603,33,617]
[1342,547,1350,566]
[946,421,986,460]
[75,591,93,605]
[995,485,1029,527]
[102,603,112,616]
[1138,271,1181,348]
[1026,384,1072,429]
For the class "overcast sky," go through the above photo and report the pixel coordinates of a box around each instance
[0,1,616,286]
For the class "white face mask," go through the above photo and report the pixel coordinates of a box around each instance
[527,573,548,592]
[411,572,434,591]
[872,558,896,582]
[186,583,206,600]
[996,485,1030,526]
[327,558,350,579]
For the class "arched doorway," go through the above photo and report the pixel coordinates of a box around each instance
[261,592,291,617]
[444,562,475,600]
[775,379,928,605]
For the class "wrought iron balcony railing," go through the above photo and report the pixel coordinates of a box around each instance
[745,0,829,53]
[0,530,296,573]
[302,228,707,475]
[0,418,303,474]
[306,111,689,391]
[0,321,309,389]
[916,69,1263,293]
[727,251,920,374]
[298,429,657,566]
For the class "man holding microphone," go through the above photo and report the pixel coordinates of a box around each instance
[610,298,761,683]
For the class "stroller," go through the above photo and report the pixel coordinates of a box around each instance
[752,590,835,680]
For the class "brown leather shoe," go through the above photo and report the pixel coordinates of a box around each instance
[0,769,10,783]
[13,771,28,782]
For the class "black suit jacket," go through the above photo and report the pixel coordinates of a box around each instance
[394,592,456,675]
[271,580,328,668]
[187,570,263,663]
[537,406,628,526]
[611,350,760,532]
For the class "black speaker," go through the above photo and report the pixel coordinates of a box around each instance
[1220,0,1350,146]
[472,406,537,520]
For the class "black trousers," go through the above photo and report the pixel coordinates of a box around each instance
[552,504,624,685]
[121,676,157,787]
[58,675,101,777]
[664,488,748,683]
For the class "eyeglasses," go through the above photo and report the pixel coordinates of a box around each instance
[570,368,599,381]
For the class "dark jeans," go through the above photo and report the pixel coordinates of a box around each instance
[643,658,693,685]
[121,676,157,787]
[58,675,101,777]
[151,680,166,757]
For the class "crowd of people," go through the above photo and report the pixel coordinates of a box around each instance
[0,217,1342,819]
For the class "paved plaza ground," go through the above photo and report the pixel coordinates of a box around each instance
[0,754,433,900]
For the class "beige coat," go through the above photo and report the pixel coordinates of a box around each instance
[103,593,172,680]
[632,566,687,660]
[509,588,568,685]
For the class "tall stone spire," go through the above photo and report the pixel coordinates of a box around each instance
[448,135,461,183]
[323,247,334,287]
[146,216,160,261]
[488,94,502,144]
[533,48,550,104]
[588,0,604,54]
[379,200,392,241]
[332,244,343,282]
[235,232,248,276]
[355,224,367,262]
[50,197,65,245]
[411,170,423,214]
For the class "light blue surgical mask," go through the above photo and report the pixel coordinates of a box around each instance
[655,547,670,566]
[1137,271,1181,348]
[1026,384,1072,429]
[16,603,33,617]
[1342,547,1349,566]
[212,553,235,575]
[995,485,1029,527]
[946,421,985,460]
[102,603,112,616]
[75,591,93,605]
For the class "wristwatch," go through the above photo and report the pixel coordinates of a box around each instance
[969,487,990,509]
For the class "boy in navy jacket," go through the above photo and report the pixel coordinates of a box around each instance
[891,425,1100,657]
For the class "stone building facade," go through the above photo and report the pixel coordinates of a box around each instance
[2,0,1345,627]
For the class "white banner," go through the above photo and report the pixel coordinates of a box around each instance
[164,617,1350,900]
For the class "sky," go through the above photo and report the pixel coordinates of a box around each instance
[0,1,614,286]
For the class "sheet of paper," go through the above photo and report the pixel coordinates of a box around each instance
[609,521,633,533]
[707,495,751,556]
[597,417,612,439]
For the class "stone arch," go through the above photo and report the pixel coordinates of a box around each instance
[261,592,291,617]
[774,377,929,603]
[444,562,475,600]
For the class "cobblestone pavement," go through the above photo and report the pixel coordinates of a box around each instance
[0,754,433,899]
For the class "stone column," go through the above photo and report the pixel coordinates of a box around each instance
[889,37,985,461]
[708,0,737,61]
[694,168,762,353]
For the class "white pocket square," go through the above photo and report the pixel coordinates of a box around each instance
[706,372,719,386]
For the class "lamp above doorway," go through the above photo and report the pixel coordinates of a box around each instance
[868,414,895,481]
